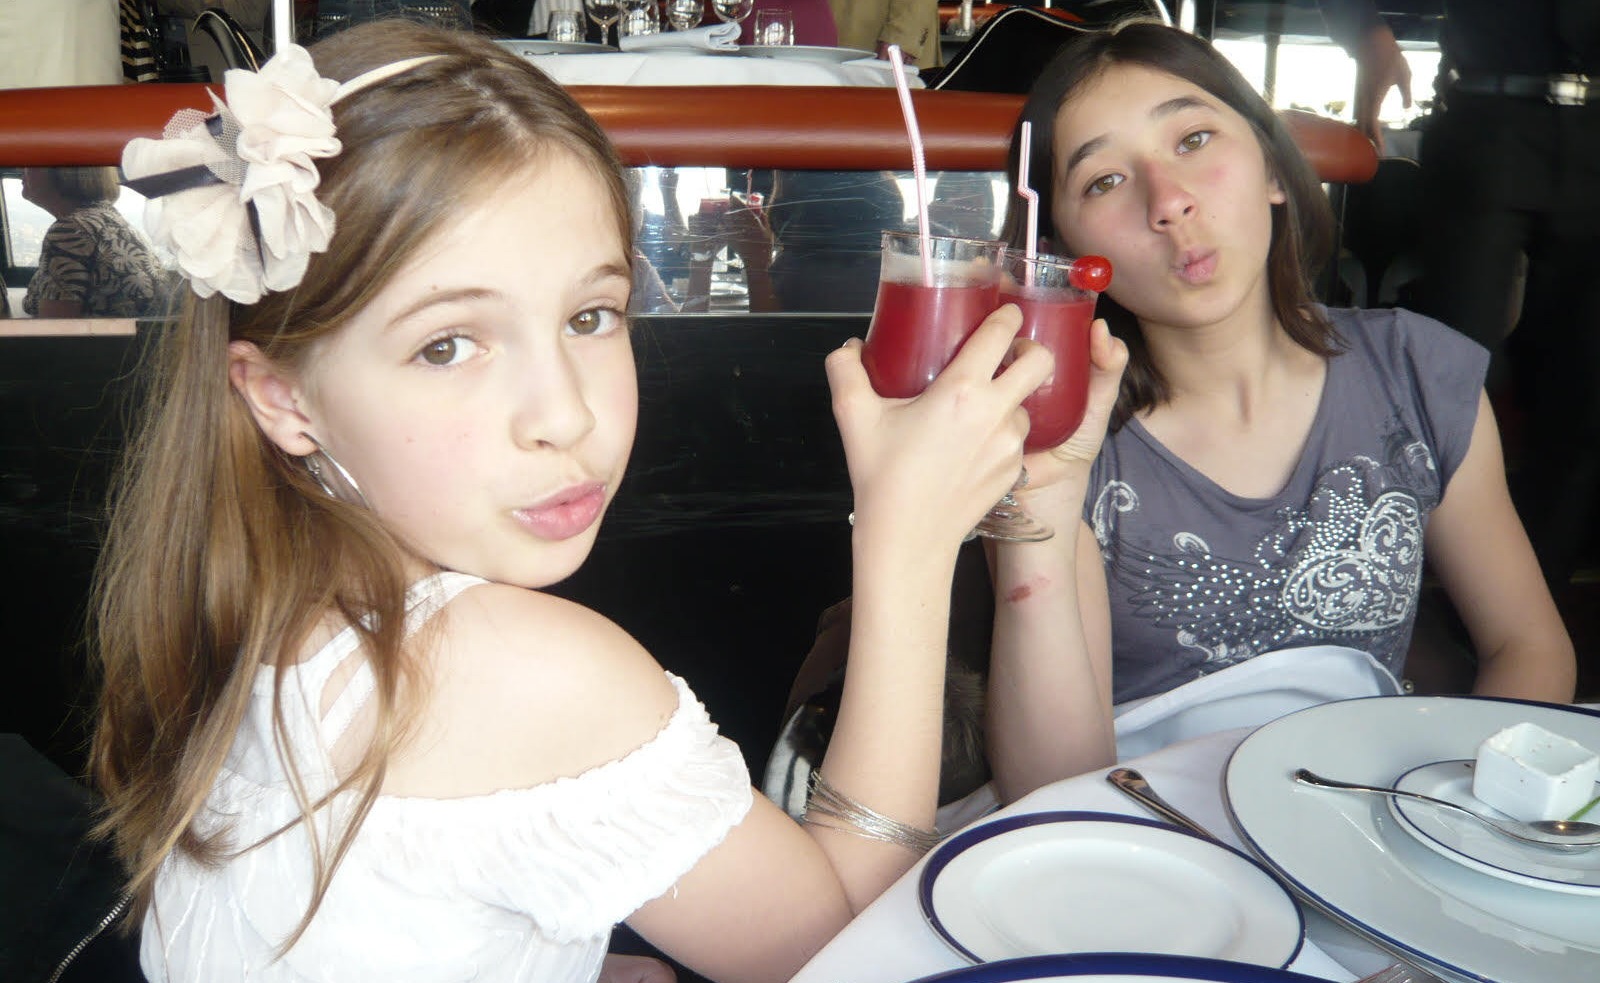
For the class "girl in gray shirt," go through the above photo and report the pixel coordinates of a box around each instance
[980,22,1575,802]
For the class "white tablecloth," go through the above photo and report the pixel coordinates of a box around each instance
[0,0,120,89]
[788,728,1388,983]
[503,48,919,87]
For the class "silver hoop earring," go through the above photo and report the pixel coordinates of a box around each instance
[302,433,369,508]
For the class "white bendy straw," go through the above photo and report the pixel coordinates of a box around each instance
[886,44,933,286]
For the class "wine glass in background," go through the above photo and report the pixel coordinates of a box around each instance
[753,8,794,45]
[547,8,586,42]
[664,0,703,31]
[710,0,755,28]
[583,0,623,45]
[619,0,658,37]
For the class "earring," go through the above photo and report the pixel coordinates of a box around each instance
[302,433,369,508]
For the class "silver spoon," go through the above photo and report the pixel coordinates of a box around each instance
[1292,768,1600,851]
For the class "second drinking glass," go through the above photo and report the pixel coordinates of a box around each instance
[860,233,1106,543]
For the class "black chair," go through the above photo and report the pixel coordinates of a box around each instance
[1337,156,1425,309]
[931,7,1095,94]
[931,2,1171,94]
[0,735,141,983]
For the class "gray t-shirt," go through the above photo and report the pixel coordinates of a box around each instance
[1084,307,1489,704]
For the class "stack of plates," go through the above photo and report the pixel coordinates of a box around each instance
[1223,696,1600,983]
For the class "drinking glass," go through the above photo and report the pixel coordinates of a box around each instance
[583,0,622,45]
[664,0,702,30]
[754,8,794,45]
[710,0,755,27]
[963,251,1106,541]
[862,231,1054,540]
[619,0,658,38]
[547,8,586,42]
[1000,252,1104,453]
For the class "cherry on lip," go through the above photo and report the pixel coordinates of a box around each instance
[1068,255,1113,293]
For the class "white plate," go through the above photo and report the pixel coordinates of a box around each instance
[918,812,1303,967]
[1225,697,1600,983]
[903,953,1330,983]
[494,39,617,56]
[737,44,872,62]
[1388,759,1600,895]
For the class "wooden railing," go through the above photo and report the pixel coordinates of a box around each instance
[0,83,1378,183]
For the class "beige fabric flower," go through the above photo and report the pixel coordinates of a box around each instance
[122,45,342,304]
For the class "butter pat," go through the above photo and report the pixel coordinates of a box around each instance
[1472,723,1599,822]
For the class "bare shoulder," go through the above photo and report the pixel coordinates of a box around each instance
[385,581,685,797]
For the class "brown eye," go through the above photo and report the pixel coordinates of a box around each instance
[1179,130,1212,152]
[1087,174,1123,197]
[421,338,459,365]
[416,335,479,367]
[567,307,625,337]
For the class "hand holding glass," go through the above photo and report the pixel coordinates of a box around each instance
[860,233,1110,542]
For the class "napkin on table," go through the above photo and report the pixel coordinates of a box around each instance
[618,23,741,53]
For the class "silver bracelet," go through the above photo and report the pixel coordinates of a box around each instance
[802,771,943,854]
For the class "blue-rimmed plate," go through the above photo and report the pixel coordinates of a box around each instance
[918,812,1304,967]
[1389,758,1600,895]
[1224,696,1600,983]
[905,953,1330,983]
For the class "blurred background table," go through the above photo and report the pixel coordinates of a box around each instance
[498,46,920,87]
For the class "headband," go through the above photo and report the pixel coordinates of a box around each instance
[122,45,440,305]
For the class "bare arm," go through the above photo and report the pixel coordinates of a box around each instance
[631,306,1054,981]
[986,319,1126,802]
[1424,392,1576,703]
[1317,0,1412,152]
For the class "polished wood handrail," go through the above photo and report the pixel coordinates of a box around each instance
[0,83,1377,183]
[937,3,1083,26]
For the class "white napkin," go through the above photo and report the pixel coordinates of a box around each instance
[1112,645,1403,761]
[618,23,741,53]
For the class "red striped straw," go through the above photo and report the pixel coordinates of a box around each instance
[886,44,933,287]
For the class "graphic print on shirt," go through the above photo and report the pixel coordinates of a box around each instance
[1092,419,1440,672]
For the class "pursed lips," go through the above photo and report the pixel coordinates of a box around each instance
[1171,247,1219,285]
[513,481,608,541]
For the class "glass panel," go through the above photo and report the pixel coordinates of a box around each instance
[631,166,1008,316]
[2,164,1008,321]
[2,167,160,321]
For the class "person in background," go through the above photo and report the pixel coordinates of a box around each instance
[828,0,941,67]
[985,21,1575,801]
[21,167,170,320]
[91,20,1050,983]
[1318,0,1600,676]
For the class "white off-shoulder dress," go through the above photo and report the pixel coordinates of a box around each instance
[142,572,753,982]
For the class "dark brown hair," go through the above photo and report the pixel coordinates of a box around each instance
[90,19,631,949]
[1002,21,1339,430]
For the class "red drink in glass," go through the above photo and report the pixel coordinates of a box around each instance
[862,279,1000,397]
[861,231,1004,398]
[1003,287,1098,451]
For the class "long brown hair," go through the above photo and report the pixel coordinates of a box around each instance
[1002,21,1339,430]
[89,19,631,947]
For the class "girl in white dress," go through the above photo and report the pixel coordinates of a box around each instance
[89,20,1054,983]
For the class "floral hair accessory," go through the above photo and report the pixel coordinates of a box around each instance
[122,45,439,304]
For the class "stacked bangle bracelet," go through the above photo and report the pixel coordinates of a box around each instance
[802,771,943,854]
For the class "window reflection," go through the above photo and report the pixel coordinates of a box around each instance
[2,164,1006,320]
[630,167,1005,316]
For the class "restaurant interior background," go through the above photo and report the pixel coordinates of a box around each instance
[2,8,1596,977]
